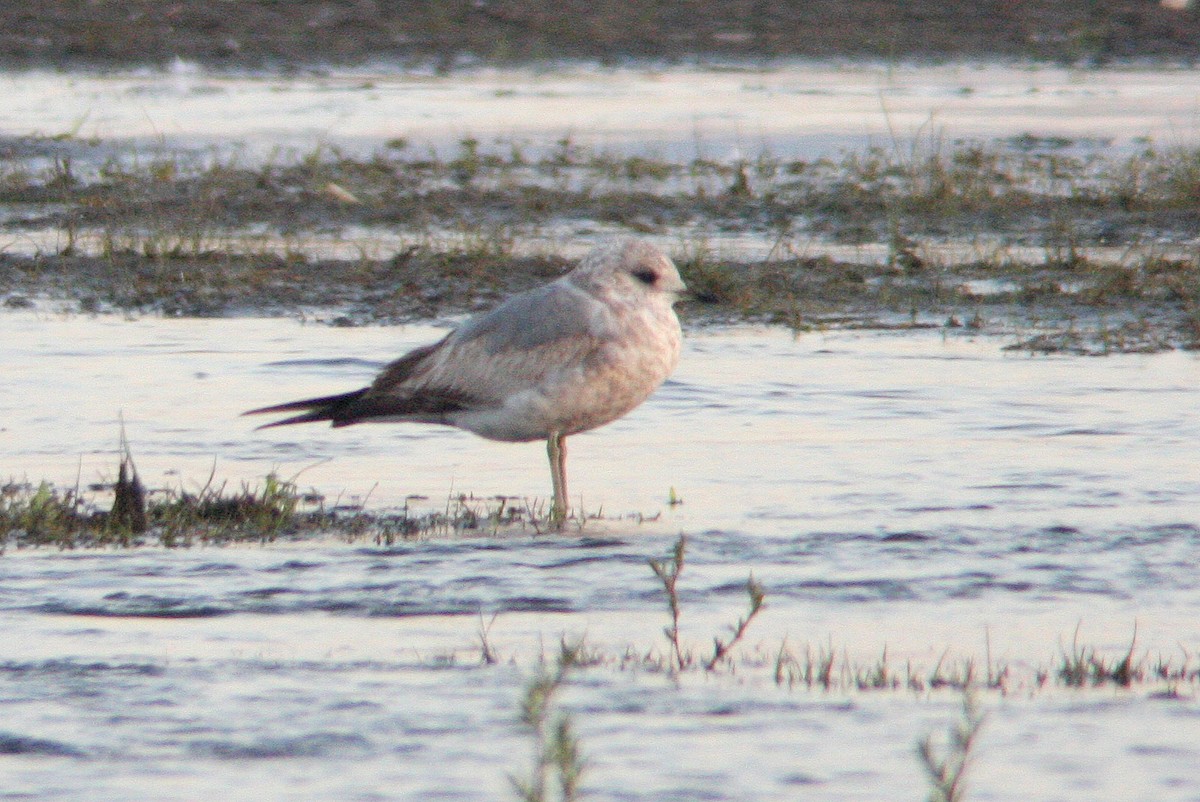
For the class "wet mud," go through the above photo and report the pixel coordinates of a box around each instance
[1,133,1197,353]
[2,1,1199,70]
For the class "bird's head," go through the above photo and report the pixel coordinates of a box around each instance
[570,238,687,302]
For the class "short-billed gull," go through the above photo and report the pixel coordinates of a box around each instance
[246,238,686,523]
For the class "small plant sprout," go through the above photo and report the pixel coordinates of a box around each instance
[510,641,586,802]
[648,535,768,674]
[704,574,765,671]
[648,535,688,672]
[917,691,985,802]
[478,611,500,665]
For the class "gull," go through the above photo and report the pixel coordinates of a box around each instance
[245,238,686,524]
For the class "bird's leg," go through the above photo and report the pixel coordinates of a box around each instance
[547,432,568,525]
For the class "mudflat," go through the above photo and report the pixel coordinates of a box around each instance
[1,1,1198,70]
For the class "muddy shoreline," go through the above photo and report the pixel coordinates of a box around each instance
[4,249,1193,355]
[1,10,1199,355]
[2,131,1198,354]
[2,2,1199,71]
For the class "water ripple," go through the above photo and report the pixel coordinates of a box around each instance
[187,732,372,759]
[3,520,1197,620]
[0,732,86,757]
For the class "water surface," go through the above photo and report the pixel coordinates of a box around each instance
[3,60,1200,801]
[2,311,1199,800]
[4,63,1198,165]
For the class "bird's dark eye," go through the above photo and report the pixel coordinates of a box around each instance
[631,268,656,285]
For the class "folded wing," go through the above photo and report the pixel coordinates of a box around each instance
[245,278,607,429]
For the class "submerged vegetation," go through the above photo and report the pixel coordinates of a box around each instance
[504,643,990,802]
[2,132,1199,353]
[1,470,326,549]
[0,473,595,548]
[3,478,1196,798]
[476,539,1200,700]
[492,541,1190,801]
[0,456,585,550]
[7,479,1193,700]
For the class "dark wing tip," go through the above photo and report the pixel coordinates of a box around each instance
[250,411,328,430]
[243,389,368,428]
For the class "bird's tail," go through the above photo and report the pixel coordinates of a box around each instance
[243,389,368,429]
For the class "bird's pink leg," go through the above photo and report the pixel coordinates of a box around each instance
[547,432,568,525]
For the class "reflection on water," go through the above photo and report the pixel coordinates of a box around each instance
[2,310,1200,800]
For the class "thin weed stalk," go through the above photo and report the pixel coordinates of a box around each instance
[648,535,688,672]
[705,574,765,671]
[478,611,500,665]
[648,535,768,674]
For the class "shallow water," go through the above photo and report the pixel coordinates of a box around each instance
[5,63,1200,270]
[3,311,1200,800]
[4,63,1199,166]
[4,61,1200,800]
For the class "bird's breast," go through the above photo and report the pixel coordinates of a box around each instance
[547,304,681,435]
[449,302,680,442]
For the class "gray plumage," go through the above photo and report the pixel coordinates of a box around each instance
[246,238,686,522]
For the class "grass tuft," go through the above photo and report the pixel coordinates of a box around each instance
[1,445,621,547]
[478,611,501,665]
[1059,621,1143,687]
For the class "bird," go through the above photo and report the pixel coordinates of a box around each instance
[245,238,686,525]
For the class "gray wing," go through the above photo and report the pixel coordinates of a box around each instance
[247,281,612,427]
[366,279,609,408]
[453,280,609,353]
